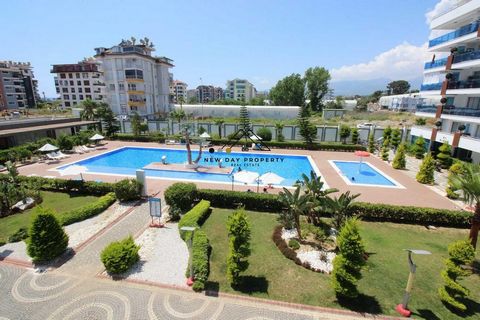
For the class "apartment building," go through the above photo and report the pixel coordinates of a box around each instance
[0,61,39,110]
[51,59,105,108]
[225,79,256,102]
[170,80,188,103]
[416,0,480,162]
[197,85,224,103]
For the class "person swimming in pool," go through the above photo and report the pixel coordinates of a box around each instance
[351,177,355,181]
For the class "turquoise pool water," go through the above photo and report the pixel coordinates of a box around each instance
[332,161,397,187]
[58,147,317,186]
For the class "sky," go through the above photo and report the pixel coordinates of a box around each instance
[2,0,449,98]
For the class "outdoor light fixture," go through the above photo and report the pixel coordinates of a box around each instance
[180,226,196,286]
[396,249,431,317]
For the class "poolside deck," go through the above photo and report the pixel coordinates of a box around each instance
[144,162,233,174]
[15,140,462,210]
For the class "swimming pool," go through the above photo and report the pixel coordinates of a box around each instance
[56,146,320,187]
[329,160,403,188]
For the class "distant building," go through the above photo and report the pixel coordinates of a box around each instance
[378,94,440,112]
[186,89,197,100]
[225,79,256,102]
[51,59,105,108]
[0,61,39,110]
[197,85,224,103]
[169,80,188,103]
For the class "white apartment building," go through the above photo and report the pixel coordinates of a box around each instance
[51,59,105,108]
[417,0,480,163]
[169,80,188,103]
[225,79,256,102]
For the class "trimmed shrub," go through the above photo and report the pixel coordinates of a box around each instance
[413,136,426,159]
[178,200,211,240]
[351,128,359,145]
[391,128,401,150]
[60,192,116,226]
[196,189,283,212]
[109,133,166,143]
[113,179,142,202]
[226,208,251,286]
[272,226,307,267]
[381,139,390,161]
[100,236,140,274]
[438,240,475,312]
[416,153,435,184]
[368,133,375,153]
[27,208,69,263]
[190,231,210,292]
[164,182,197,212]
[446,162,466,199]
[382,126,392,142]
[415,118,427,126]
[437,141,453,169]
[392,143,407,169]
[256,127,272,141]
[339,125,351,144]
[331,218,365,298]
[288,239,300,250]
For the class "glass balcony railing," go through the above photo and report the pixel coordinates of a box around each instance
[428,21,479,47]
[424,57,448,69]
[420,82,443,91]
[442,106,480,117]
[452,50,480,64]
[447,79,480,89]
[415,104,437,113]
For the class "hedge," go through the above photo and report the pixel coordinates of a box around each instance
[178,200,211,240]
[109,133,166,143]
[59,192,116,226]
[209,139,366,152]
[191,230,210,292]
[196,189,283,212]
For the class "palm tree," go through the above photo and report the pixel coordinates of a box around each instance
[80,99,98,121]
[451,163,480,249]
[301,171,338,225]
[214,119,225,138]
[325,191,360,231]
[170,109,186,135]
[274,122,285,141]
[278,186,309,239]
[178,96,185,110]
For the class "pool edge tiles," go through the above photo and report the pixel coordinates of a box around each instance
[51,145,324,189]
[328,160,405,189]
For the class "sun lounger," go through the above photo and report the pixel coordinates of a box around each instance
[82,145,95,152]
[46,153,62,160]
[74,146,85,154]
[53,151,70,159]
[166,140,177,145]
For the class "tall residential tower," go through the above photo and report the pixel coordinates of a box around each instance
[0,61,39,110]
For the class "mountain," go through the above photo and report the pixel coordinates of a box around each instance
[330,76,423,96]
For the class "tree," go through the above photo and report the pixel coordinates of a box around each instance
[226,208,251,286]
[249,96,265,106]
[256,127,272,141]
[331,218,366,299]
[387,80,410,95]
[437,141,453,169]
[438,240,475,312]
[339,125,351,144]
[382,126,392,142]
[297,106,317,144]
[351,128,359,145]
[446,162,466,199]
[80,99,99,121]
[0,161,24,217]
[274,122,285,142]
[390,128,401,151]
[301,171,338,226]
[381,138,390,161]
[239,106,251,133]
[187,96,198,104]
[278,186,309,239]
[96,103,119,137]
[325,191,360,231]
[27,208,69,263]
[368,133,376,153]
[214,119,225,138]
[451,163,480,248]
[392,143,407,169]
[304,67,331,112]
[416,153,435,184]
[57,135,73,151]
[130,112,142,137]
[269,73,305,106]
[413,136,426,159]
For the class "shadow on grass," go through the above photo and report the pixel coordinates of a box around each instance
[232,275,269,294]
[413,309,441,320]
[441,297,480,318]
[205,281,220,297]
[336,293,382,314]
[472,260,480,276]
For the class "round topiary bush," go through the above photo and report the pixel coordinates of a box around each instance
[164,182,197,212]
[288,239,300,250]
[100,236,140,274]
[256,127,272,141]
[27,208,69,263]
[113,179,142,202]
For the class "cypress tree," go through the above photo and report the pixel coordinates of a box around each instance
[416,153,435,184]
[381,138,390,161]
[226,208,251,286]
[297,106,317,144]
[391,128,401,151]
[368,133,375,153]
[392,143,407,169]
[436,141,453,169]
[413,136,426,159]
[351,128,359,145]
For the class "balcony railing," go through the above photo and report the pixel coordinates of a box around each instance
[452,50,480,64]
[447,79,480,89]
[416,104,437,114]
[424,57,448,69]
[428,21,479,47]
[420,82,443,91]
[431,0,472,20]
[442,106,480,117]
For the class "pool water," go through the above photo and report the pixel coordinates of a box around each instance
[58,147,318,186]
[331,161,397,187]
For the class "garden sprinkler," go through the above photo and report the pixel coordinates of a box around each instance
[396,249,431,317]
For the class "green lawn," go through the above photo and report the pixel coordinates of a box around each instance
[203,208,480,319]
[0,191,100,243]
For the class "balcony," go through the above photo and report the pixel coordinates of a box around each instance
[93,81,105,86]
[127,90,145,95]
[424,57,448,69]
[416,104,438,114]
[447,79,480,89]
[428,21,479,48]
[128,100,146,107]
[442,105,480,117]
[420,82,443,91]
[452,50,480,64]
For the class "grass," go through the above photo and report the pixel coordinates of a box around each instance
[203,208,480,319]
[0,191,100,243]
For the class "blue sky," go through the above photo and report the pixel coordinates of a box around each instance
[2,0,441,97]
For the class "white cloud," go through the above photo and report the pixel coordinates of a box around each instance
[425,0,457,24]
[330,42,430,82]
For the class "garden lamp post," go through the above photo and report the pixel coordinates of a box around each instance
[180,226,196,286]
[396,249,431,317]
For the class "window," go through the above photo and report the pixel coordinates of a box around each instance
[84,80,90,86]
[86,95,92,99]
[60,73,66,79]
[109,84,115,90]
[62,88,68,93]
[82,73,88,78]
[72,95,76,100]
[78,88,83,93]
[467,97,480,109]
[69,80,74,86]
[77,80,81,86]
[119,83,125,91]
[75,73,80,78]
[85,88,91,93]
[63,94,69,100]
[68,73,73,79]
[64,101,71,107]
[128,83,137,90]
[125,69,143,79]
[79,94,84,100]
[71,87,75,93]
